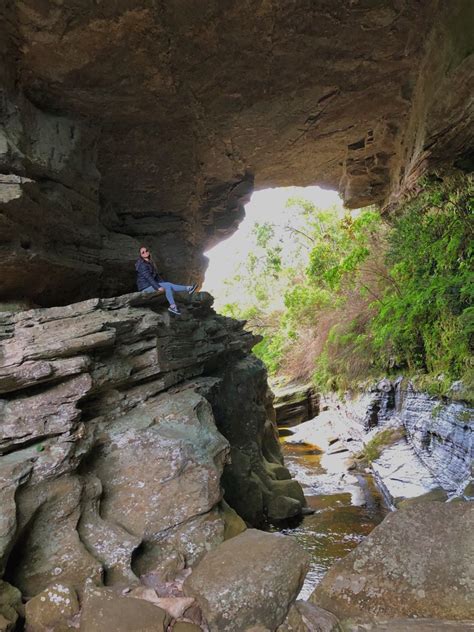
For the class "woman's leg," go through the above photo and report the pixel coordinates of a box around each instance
[158,282,191,306]
[158,282,177,306]
[168,283,191,293]
[142,285,156,293]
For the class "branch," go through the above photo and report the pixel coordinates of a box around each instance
[284,225,315,245]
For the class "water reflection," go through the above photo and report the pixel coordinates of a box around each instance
[275,429,387,599]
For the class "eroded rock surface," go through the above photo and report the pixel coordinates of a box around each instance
[1,2,473,304]
[311,502,474,623]
[0,291,304,601]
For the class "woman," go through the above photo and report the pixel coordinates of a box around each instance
[135,246,197,315]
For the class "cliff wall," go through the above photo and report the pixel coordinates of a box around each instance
[0,292,303,603]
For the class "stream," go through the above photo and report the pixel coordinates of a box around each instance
[276,423,388,599]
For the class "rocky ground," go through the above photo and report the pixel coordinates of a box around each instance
[0,294,473,630]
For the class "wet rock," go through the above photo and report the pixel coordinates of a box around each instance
[370,436,440,506]
[209,357,306,525]
[340,378,473,502]
[24,583,79,631]
[462,480,474,499]
[395,487,448,509]
[80,584,169,631]
[267,495,302,521]
[183,529,309,631]
[311,502,474,622]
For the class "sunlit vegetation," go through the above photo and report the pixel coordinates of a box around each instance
[219,173,474,397]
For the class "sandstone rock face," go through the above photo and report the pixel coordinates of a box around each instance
[0,292,303,599]
[183,529,309,631]
[79,584,169,632]
[338,378,473,504]
[24,583,79,632]
[271,381,320,427]
[311,502,474,623]
[1,2,473,304]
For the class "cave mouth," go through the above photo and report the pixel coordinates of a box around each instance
[203,185,342,308]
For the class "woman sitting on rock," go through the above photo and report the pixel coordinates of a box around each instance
[135,245,197,315]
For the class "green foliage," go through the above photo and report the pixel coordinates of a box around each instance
[216,173,473,392]
[358,427,406,463]
[370,174,473,381]
[252,331,286,375]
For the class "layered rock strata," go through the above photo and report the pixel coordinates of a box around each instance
[1,1,473,304]
[271,380,320,427]
[334,378,473,504]
[0,292,304,614]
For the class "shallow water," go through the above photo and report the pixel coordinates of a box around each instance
[276,431,388,599]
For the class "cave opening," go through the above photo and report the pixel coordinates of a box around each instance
[203,185,342,310]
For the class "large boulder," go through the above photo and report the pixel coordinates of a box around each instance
[183,529,309,631]
[311,502,474,622]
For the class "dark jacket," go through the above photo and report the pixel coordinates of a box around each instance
[135,258,164,291]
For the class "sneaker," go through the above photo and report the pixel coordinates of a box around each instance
[188,284,198,295]
[168,305,181,315]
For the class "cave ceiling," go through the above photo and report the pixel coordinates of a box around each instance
[1,0,473,305]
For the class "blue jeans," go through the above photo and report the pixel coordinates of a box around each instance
[142,282,191,306]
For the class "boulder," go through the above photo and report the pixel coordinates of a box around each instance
[0,294,298,598]
[277,601,341,632]
[24,583,79,631]
[311,502,474,622]
[183,529,309,631]
[209,356,306,525]
[79,585,169,632]
[172,624,202,632]
[0,582,22,631]
[266,495,302,521]
[220,500,247,540]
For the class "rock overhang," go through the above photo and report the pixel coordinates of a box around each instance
[1,0,473,305]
